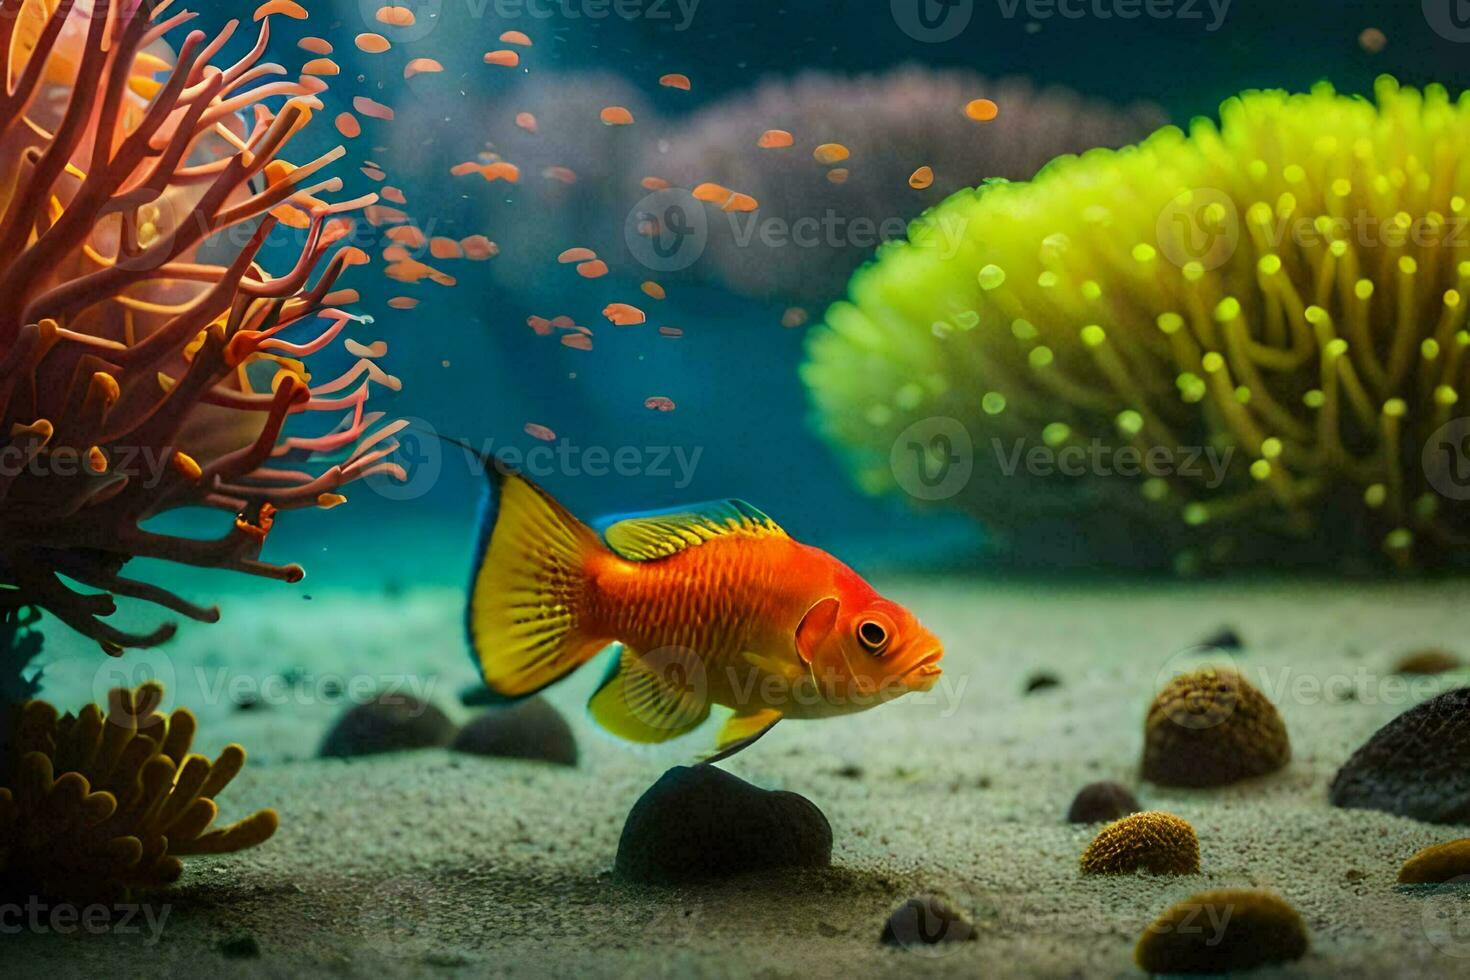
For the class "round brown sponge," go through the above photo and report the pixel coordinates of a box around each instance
[1080,811,1200,876]
[1135,889,1308,973]
[1142,667,1289,787]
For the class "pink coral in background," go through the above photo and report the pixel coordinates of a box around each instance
[0,0,405,652]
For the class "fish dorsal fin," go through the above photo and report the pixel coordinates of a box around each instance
[600,500,786,561]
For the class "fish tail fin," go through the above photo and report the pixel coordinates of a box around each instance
[459,447,611,700]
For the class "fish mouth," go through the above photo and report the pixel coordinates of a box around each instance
[903,649,944,690]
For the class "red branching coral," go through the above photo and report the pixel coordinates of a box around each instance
[0,0,405,652]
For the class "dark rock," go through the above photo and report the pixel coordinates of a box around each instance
[879,895,977,948]
[1023,672,1060,694]
[232,692,261,712]
[1066,781,1141,823]
[318,693,455,758]
[219,933,260,959]
[1199,627,1244,651]
[1330,688,1470,824]
[614,766,831,884]
[452,699,577,766]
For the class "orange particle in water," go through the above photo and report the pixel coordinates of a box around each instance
[782,307,809,328]
[302,58,339,76]
[385,259,456,287]
[365,205,408,225]
[485,50,520,67]
[515,111,538,133]
[641,176,670,190]
[377,4,417,26]
[354,96,395,121]
[813,143,850,165]
[254,0,307,20]
[388,297,420,310]
[604,303,646,326]
[561,334,593,351]
[461,236,499,260]
[600,106,635,126]
[641,281,666,300]
[500,30,533,46]
[757,129,794,149]
[542,166,577,184]
[659,326,683,338]
[826,168,849,184]
[356,33,391,54]
[577,260,610,279]
[381,186,407,205]
[693,182,733,205]
[527,316,553,336]
[299,36,333,55]
[550,316,576,329]
[659,73,692,91]
[335,113,361,138]
[909,166,935,189]
[724,193,758,213]
[481,162,520,183]
[361,166,387,181]
[387,226,427,250]
[644,396,676,412]
[404,58,443,79]
[965,98,999,122]
[1359,28,1387,54]
[431,238,464,260]
[524,423,557,442]
[558,247,598,264]
[450,161,481,177]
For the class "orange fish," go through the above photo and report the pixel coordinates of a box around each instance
[460,455,945,760]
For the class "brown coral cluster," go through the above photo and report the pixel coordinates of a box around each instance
[0,682,276,899]
[1080,810,1200,875]
[1135,889,1308,973]
[0,0,405,652]
[1142,667,1290,787]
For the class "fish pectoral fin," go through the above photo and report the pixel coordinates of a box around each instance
[740,650,806,684]
[701,707,783,765]
[587,645,710,744]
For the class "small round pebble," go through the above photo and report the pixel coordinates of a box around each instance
[879,895,977,949]
[319,693,456,758]
[452,698,577,766]
[1023,672,1060,694]
[615,766,831,884]
[1392,648,1461,675]
[1399,839,1470,884]
[1066,781,1141,823]
[1081,811,1199,875]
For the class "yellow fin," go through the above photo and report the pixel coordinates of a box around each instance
[468,469,607,700]
[704,707,783,764]
[587,646,710,743]
[601,500,786,561]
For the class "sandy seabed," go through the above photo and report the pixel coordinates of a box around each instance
[10,577,1470,978]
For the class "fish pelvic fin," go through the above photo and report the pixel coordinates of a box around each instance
[701,707,783,765]
[587,645,710,743]
[467,463,610,699]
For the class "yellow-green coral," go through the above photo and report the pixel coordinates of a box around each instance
[1399,838,1470,883]
[1080,810,1199,875]
[0,683,276,899]
[1136,889,1308,973]
[804,78,1470,570]
[1143,667,1290,787]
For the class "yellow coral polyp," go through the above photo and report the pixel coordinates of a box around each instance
[0,683,277,899]
[804,78,1470,570]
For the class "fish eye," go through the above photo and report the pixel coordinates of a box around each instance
[857,619,889,654]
